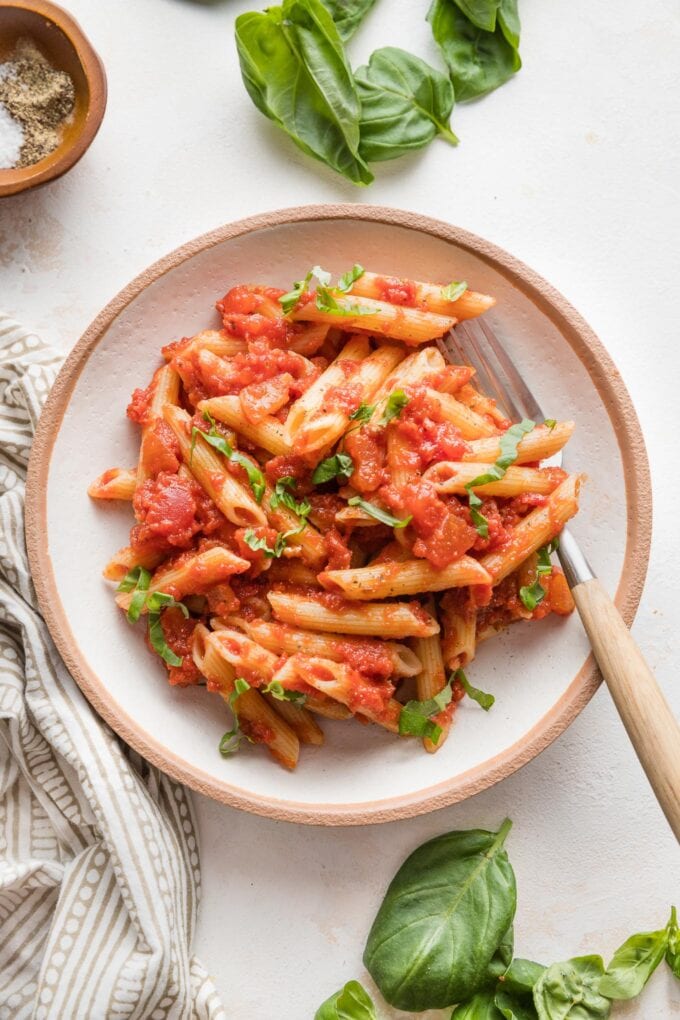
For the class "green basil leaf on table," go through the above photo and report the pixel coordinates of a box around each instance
[533,956,611,1020]
[486,925,515,980]
[599,922,670,1000]
[312,452,354,484]
[667,906,680,977]
[319,0,377,41]
[428,0,521,102]
[314,979,377,1019]
[501,958,546,996]
[347,496,412,528]
[497,0,521,50]
[356,47,458,163]
[452,989,504,1019]
[494,989,538,1020]
[235,0,372,186]
[458,668,495,710]
[454,0,499,33]
[363,819,516,1010]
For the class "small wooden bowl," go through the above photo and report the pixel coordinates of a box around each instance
[0,0,106,197]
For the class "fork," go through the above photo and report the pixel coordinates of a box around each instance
[440,319,680,841]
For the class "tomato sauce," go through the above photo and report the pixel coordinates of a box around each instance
[234,525,280,575]
[393,387,469,468]
[374,275,417,307]
[153,608,204,686]
[265,454,311,486]
[240,373,294,423]
[197,343,320,400]
[324,528,352,570]
[127,382,154,425]
[308,493,345,532]
[335,640,393,681]
[380,480,477,568]
[343,425,386,493]
[131,471,226,552]
[142,419,181,477]
[322,383,362,416]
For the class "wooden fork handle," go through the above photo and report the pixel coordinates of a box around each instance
[572,577,680,841]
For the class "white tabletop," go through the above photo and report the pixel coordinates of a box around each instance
[4,1,679,1015]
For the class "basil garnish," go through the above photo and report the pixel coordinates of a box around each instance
[263,679,307,704]
[466,419,536,537]
[348,402,375,423]
[269,476,311,518]
[337,263,365,291]
[399,676,454,743]
[378,389,409,425]
[219,677,253,756]
[519,538,558,612]
[457,668,495,711]
[312,452,354,484]
[191,411,265,503]
[117,567,189,667]
[280,264,370,316]
[441,280,468,302]
[279,270,313,314]
[544,418,557,430]
[347,496,412,528]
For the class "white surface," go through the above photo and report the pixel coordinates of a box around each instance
[47,215,615,814]
[2,0,679,1015]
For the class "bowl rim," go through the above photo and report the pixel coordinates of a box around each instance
[0,0,107,197]
[25,204,652,825]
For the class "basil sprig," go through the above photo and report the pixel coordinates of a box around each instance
[441,279,468,302]
[519,538,559,612]
[191,411,265,503]
[347,496,412,528]
[263,679,307,704]
[465,419,536,537]
[116,567,189,667]
[219,678,253,756]
[279,264,368,316]
[243,523,305,559]
[312,452,354,484]
[458,667,495,710]
[399,676,455,743]
[378,389,409,425]
[348,402,375,424]
[269,476,311,519]
[315,979,377,1019]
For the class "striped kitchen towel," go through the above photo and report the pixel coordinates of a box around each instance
[0,315,225,1020]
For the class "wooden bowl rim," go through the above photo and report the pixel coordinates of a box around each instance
[25,204,652,825]
[0,0,107,197]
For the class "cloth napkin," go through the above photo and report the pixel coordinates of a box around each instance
[0,315,225,1020]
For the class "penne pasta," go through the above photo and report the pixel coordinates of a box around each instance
[464,421,575,464]
[137,364,181,486]
[320,556,492,600]
[88,467,137,501]
[424,388,498,439]
[292,295,456,345]
[116,546,249,611]
[198,395,291,456]
[422,462,563,497]
[412,597,451,752]
[283,334,369,442]
[349,271,495,321]
[102,544,165,581]
[268,591,439,639]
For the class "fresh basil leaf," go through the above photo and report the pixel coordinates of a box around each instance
[497,0,520,50]
[428,0,521,102]
[243,528,285,559]
[599,924,669,1000]
[337,263,365,292]
[356,47,457,163]
[148,613,183,667]
[349,402,376,423]
[378,389,409,425]
[311,265,333,286]
[399,677,454,741]
[533,957,611,1020]
[469,501,489,539]
[116,566,151,594]
[279,271,313,314]
[501,959,546,996]
[319,0,377,41]
[494,989,538,1020]
[667,906,680,978]
[127,587,150,625]
[543,418,557,431]
[235,0,372,186]
[454,0,499,33]
[312,453,354,484]
[497,419,536,469]
[363,819,516,1010]
[270,476,311,518]
[452,990,503,1019]
[347,496,412,528]
[145,592,190,617]
[193,413,266,502]
[487,925,515,981]
[263,680,307,704]
[457,668,495,710]
[442,279,468,302]
[316,285,372,316]
[466,419,534,536]
[315,979,377,1019]
[519,579,545,612]
[219,679,253,756]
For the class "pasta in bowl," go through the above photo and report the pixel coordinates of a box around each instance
[89,264,582,771]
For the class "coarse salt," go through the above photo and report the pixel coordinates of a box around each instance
[0,100,24,169]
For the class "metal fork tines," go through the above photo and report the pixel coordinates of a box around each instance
[437,317,594,587]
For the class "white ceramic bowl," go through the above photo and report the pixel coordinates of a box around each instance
[26,206,650,825]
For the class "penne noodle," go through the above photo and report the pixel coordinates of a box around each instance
[479,474,582,583]
[320,556,492,600]
[287,322,330,356]
[102,544,165,581]
[265,695,324,745]
[464,421,575,464]
[386,428,415,488]
[440,594,477,670]
[137,365,181,486]
[210,627,279,682]
[163,404,268,527]
[304,697,352,720]
[422,462,563,497]
[349,272,495,321]
[88,467,137,501]
[295,343,404,453]
[163,330,247,360]
[274,655,403,733]
[425,388,497,439]
[192,626,299,769]
[268,590,439,639]
[335,506,385,527]
[292,295,456,345]
[262,483,327,568]
[221,615,421,677]
[412,597,451,753]
[284,334,369,442]
[116,546,249,611]
[198,395,291,456]
[370,346,446,417]
[455,384,508,427]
